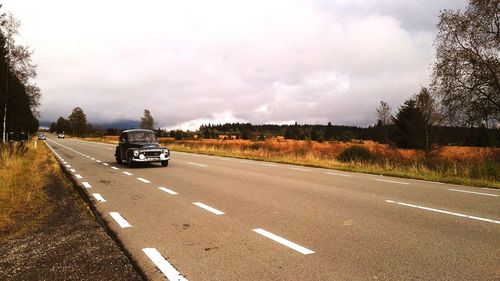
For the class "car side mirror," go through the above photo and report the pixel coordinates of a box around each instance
[121,138,127,143]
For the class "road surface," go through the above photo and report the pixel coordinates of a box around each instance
[43,135,499,280]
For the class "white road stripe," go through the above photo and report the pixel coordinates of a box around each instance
[142,248,188,281]
[109,212,132,228]
[289,167,310,172]
[123,171,133,176]
[137,177,151,183]
[111,166,119,170]
[375,179,409,185]
[92,193,107,202]
[326,172,352,177]
[410,179,445,185]
[158,187,178,195]
[260,163,278,167]
[385,200,500,224]
[186,162,207,167]
[82,182,92,188]
[193,202,225,215]
[70,169,76,173]
[253,228,315,255]
[447,189,498,197]
[75,174,83,179]
[62,161,68,164]
[96,160,102,163]
[90,157,95,160]
[103,163,109,166]
[65,164,71,167]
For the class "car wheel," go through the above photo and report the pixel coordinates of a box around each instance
[161,160,169,167]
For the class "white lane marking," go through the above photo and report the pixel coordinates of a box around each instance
[137,177,151,183]
[92,193,107,202]
[62,161,68,164]
[65,165,71,167]
[289,167,310,172]
[260,163,278,167]
[70,169,76,173]
[123,171,133,176]
[75,174,83,179]
[158,187,178,195]
[448,189,498,197]
[109,212,132,228]
[326,172,352,177]
[410,179,445,185]
[96,160,102,163]
[193,202,225,215]
[186,161,207,167]
[252,228,315,255]
[82,182,92,188]
[142,248,188,281]
[90,157,95,160]
[103,163,109,166]
[111,166,119,170]
[375,179,409,185]
[385,200,500,224]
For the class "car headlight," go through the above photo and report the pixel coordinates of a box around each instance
[162,149,169,154]
[133,150,140,157]
[139,154,145,160]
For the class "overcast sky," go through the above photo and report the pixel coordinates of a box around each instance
[3,0,467,130]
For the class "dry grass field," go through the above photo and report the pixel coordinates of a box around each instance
[81,136,499,188]
[0,141,61,240]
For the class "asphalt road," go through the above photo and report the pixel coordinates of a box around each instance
[43,135,499,281]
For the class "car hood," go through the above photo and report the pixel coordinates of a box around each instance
[128,142,162,149]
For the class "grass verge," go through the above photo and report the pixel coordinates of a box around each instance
[0,141,63,241]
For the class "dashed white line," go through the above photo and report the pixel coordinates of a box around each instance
[252,228,315,255]
[111,166,119,170]
[103,163,109,166]
[62,161,68,164]
[92,193,106,202]
[109,212,132,228]
[375,179,410,185]
[326,172,352,177]
[137,177,151,183]
[142,248,188,281]
[75,174,83,179]
[82,182,92,188]
[289,167,310,172]
[123,171,133,176]
[90,157,95,160]
[186,162,207,167]
[158,187,178,195]
[65,165,71,168]
[447,189,498,197]
[70,169,76,173]
[193,202,225,215]
[96,160,102,163]
[385,200,500,224]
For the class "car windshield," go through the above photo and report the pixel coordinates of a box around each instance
[128,131,156,142]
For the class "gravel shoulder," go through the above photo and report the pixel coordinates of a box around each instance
[0,171,144,280]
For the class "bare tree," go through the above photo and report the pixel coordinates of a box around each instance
[415,87,442,152]
[376,101,392,144]
[431,0,500,128]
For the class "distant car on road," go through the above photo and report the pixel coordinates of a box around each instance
[115,129,170,167]
[38,133,46,140]
[58,133,65,139]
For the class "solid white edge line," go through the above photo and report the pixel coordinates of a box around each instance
[447,188,498,197]
[253,228,315,255]
[326,172,352,177]
[109,212,132,228]
[193,202,225,215]
[289,167,310,172]
[92,193,106,202]
[186,161,207,167]
[123,171,133,176]
[137,177,151,183]
[82,182,92,188]
[375,179,410,185]
[142,248,188,281]
[75,174,83,179]
[385,200,500,224]
[158,187,178,195]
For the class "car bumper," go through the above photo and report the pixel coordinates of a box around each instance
[131,157,170,162]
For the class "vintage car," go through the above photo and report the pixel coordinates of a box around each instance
[115,129,170,167]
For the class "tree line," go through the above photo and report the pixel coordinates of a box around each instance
[0,8,40,142]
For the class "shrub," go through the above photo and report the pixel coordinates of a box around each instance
[338,146,373,163]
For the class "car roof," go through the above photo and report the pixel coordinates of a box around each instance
[122,129,154,134]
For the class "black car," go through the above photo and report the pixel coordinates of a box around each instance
[115,129,170,167]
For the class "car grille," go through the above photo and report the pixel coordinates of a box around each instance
[143,150,161,157]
